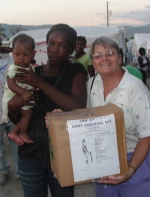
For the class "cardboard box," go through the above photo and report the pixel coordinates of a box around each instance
[47,103,128,187]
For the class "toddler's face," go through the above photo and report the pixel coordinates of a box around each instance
[12,40,34,68]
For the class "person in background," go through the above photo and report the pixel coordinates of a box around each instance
[119,48,143,82]
[0,44,19,186]
[87,36,150,197]
[8,24,87,197]
[2,34,35,145]
[137,47,150,86]
[75,36,95,78]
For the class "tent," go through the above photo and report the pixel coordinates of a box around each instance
[126,39,134,63]
[9,26,126,66]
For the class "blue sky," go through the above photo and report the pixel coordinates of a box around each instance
[1,0,150,27]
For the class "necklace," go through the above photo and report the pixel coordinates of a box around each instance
[40,66,66,88]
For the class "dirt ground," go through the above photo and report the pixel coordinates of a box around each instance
[1,76,150,197]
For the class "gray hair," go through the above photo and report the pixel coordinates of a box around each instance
[90,36,120,58]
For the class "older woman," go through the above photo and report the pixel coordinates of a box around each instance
[87,37,150,197]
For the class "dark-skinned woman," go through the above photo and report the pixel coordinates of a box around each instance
[8,24,87,197]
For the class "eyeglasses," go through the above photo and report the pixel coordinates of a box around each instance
[92,50,117,60]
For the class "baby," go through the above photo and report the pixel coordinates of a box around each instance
[2,34,35,145]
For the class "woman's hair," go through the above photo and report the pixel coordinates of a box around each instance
[46,24,77,54]
[77,36,87,46]
[90,36,120,58]
[12,34,35,50]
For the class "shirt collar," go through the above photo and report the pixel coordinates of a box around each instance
[94,67,130,90]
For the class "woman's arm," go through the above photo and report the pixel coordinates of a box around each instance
[37,72,87,110]
[128,136,150,172]
[14,68,87,111]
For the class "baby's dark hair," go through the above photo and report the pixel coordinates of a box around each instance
[46,24,77,54]
[77,36,87,46]
[12,34,35,51]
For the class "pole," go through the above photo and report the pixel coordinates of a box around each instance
[107,1,109,27]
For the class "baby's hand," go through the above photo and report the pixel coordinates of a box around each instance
[22,90,32,101]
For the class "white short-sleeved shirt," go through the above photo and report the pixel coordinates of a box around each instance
[87,68,150,153]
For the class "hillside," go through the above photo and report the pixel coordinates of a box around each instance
[124,24,150,39]
[1,23,150,39]
[1,24,53,38]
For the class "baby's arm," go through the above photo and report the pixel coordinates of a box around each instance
[7,77,32,101]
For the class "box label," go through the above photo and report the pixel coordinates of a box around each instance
[67,114,120,182]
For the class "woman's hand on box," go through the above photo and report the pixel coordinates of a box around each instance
[97,167,135,185]
[45,115,50,129]
[52,109,63,113]
[45,109,63,129]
